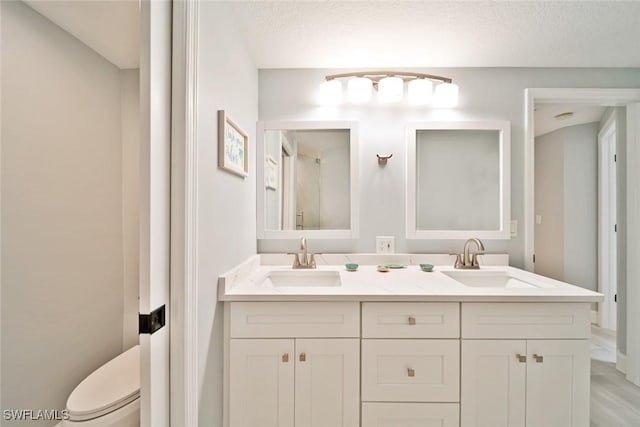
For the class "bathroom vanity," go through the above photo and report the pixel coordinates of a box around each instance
[219,254,602,427]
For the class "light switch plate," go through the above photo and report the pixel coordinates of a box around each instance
[376,236,395,254]
[510,220,518,237]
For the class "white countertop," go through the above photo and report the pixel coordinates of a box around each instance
[218,254,603,303]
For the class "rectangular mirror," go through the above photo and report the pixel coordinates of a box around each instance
[257,121,359,239]
[406,120,511,239]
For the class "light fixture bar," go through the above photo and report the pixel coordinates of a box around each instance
[325,71,453,84]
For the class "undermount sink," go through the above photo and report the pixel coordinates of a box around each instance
[264,270,342,287]
[442,270,550,289]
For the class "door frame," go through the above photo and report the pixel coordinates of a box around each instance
[524,88,640,386]
[597,115,617,330]
[170,0,199,425]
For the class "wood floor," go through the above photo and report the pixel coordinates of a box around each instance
[590,326,640,426]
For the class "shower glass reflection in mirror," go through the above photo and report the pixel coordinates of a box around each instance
[261,126,353,234]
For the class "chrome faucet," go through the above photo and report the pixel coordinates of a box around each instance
[289,237,317,269]
[451,238,485,269]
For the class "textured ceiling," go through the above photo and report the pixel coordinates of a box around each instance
[22,1,640,71]
[25,0,139,69]
[534,104,607,137]
[229,1,640,68]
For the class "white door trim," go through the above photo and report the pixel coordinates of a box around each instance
[170,0,200,425]
[524,88,640,387]
[626,102,640,385]
[597,117,617,330]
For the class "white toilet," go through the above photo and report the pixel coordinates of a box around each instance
[58,345,140,427]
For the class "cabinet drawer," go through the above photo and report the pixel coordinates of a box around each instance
[362,339,459,402]
[462,303,590,339]
[362,402,459,427]
[230,302,359,338]
[362,302,459,338]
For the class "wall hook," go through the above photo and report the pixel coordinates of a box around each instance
[377,154,393,166]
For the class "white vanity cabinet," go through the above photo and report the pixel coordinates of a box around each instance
[227,302,360,427]
[361,302,461,427]
[224,298,593,427]
[460,303,591,427]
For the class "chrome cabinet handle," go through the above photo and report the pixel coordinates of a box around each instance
[299,352,306,362]
[408,316,416,325]
[516,353,527,363]
[282,353,289,363]
[533,354,544,363]
[407,368,415,377]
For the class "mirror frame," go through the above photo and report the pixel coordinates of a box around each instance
[406,120,511,240]
[257,121,360,239]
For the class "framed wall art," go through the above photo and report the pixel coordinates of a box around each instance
[218,110,249,177]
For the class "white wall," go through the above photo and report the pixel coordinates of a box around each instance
[1,2,126,424]
[257,68,640,265]
[318,142,349,229]
[196,3,258,426]
[120,69,140,350]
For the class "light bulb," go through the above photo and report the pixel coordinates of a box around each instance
[347,77,372,103]
[318,80,342,105]
[407,79,433,105]
[433,82,459,108]
[378,76,403,103]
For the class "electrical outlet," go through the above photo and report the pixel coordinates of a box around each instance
[376,236,395,254]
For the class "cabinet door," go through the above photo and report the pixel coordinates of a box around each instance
[526,340,590,427]
[461,340,526,427]
[230,339,294,427]
[295,339,360,427]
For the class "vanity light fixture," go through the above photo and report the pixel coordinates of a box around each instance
[318,71,458,107]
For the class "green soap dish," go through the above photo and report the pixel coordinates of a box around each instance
[385,263,406,269]
[345,263,359,271]
[420,263,434,272]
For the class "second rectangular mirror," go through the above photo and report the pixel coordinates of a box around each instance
[406,120,511,239]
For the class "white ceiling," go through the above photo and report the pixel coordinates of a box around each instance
[534,104,607,137]
[229,1,640,69]
[24,0,139,69]
[22,1,640,71]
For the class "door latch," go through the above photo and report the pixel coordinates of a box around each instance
[139,305,166,335]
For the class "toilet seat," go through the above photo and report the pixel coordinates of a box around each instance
[66,345,140,422]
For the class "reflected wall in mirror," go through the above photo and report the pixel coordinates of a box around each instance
[258,121,359,239]
[406,121,511,239]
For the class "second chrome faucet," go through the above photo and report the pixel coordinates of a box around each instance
[451,238,485,269]
[289,237,317,269]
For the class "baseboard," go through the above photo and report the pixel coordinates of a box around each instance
[591,310,599,324]
[617,351,627,374]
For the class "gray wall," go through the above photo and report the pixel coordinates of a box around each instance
[534,131,565,280]
[1,2,129,424]
[563,123,598,292]
[120,69,140,350]
[535,122,599,291]
[601,107,628,355]
[196,3,258,426]
[257,68,640,265]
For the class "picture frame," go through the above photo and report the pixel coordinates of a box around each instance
[218,110,249,177]
[265,155,278,190]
